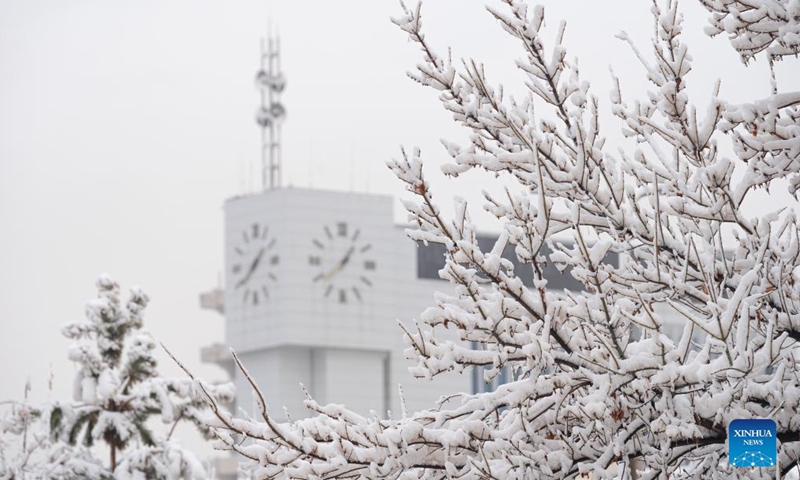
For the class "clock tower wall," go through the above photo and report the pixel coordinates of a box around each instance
[225,188,397,352]
[224,187,472,418]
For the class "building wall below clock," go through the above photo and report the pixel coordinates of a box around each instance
[233,346,313,420]
[233,346,390,420]
[313,348,388,414]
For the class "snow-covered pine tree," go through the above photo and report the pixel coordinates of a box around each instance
[190,0,800,478]
[0,276,233,479]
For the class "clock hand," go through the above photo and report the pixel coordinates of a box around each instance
[340,246,355,266]
[323,246,356,280]
[323,263,343,280]
[235,247,265,288]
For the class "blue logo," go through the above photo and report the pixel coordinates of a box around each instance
[729,419,777,468]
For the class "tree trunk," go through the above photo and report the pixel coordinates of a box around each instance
[110,444,116,472]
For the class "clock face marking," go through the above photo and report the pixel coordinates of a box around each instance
[310,221,376,303]
[232,222,278,306]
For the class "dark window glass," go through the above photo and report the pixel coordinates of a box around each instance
[416,235,617,292]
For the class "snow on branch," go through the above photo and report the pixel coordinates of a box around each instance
[698,0,800,63]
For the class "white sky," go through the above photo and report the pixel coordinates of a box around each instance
[0,0,796,459]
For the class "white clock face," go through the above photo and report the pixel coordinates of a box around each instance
[309,221,376,303]
[231,222,278,307]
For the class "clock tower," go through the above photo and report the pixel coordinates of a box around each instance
[223,188,469,419]
[205,33,469,421]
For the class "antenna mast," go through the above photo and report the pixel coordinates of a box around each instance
[255,33,286,190]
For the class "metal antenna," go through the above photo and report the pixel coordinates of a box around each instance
[255,30,286,190]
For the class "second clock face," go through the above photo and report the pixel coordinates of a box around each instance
[231,222,278,307]
[309,221,376,303]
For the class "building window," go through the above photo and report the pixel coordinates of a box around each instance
[472,364,512,394]
[415,236,610,292]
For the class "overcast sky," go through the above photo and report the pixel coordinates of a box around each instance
[1,0,795,459]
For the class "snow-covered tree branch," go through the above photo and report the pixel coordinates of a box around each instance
[195,0,800,478]
[698,0,800,64]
